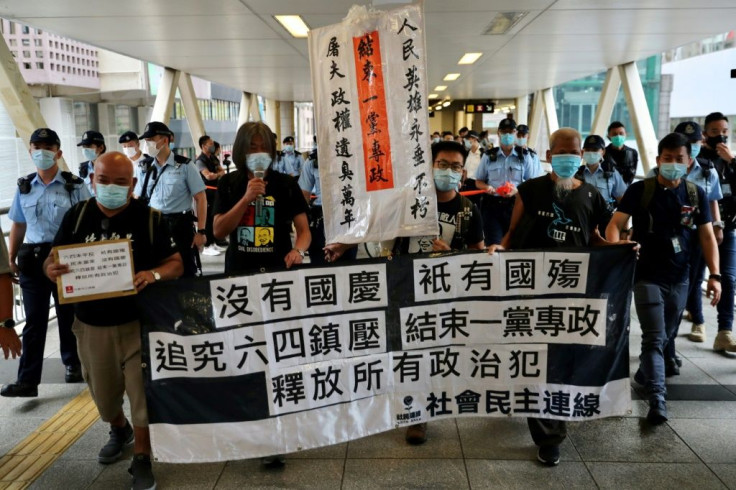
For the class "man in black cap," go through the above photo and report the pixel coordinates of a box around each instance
[119,131,149,167]
[515,124,541,176]
[2,128,90,397]
[604,121,639,185]
[77,130,107,196]
[474,118,536,245]
[135,121,207,278]
[276,136,304,178]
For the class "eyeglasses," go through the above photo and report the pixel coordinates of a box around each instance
[434,160,464,173]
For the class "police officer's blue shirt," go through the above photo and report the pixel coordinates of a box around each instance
[140,151,206,214]
[277,151,304,177]
[528,150,541,178]
[646,161,722,202]
[475,147,534,189]
[298,158,321,206]
[8,169,91,243]
[82,161,95,196]
[581,165,627,203]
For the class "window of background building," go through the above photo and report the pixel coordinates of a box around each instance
[22,51,29,58]
[9,22,14,34]
[113,105,133,134]
[36,62,43,69]
[74,101,98,137]
[21,25,29,34]
[9,39,16,46]
[22,62,30,69]
[35,51,43,58]
[34,39,41,46]
[50,63,54,70]
[21,39,29,46]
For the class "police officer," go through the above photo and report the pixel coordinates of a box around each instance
[604,121,639,185]
[276,136,303,178]
[575,135,627,237]
[77,130,106,196]
[2,128,90,397]
[135,121,207,278]
[516,124,541,176]
[475,118,536,246]
[119,130,150,168]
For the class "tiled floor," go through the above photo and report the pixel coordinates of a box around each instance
[2,253,735,489]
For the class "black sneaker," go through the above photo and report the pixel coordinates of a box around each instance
[647,399,668,425]
[0,382,38,397]
[65,365,83,383]
[98,421,134,464]
[537,444,560,466]
[665,358,680,377]
[128,453,156,490]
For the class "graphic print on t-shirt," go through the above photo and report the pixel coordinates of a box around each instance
[236,195,275,253]
[409,210,456,253]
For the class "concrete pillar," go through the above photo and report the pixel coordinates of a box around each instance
[150,67,179,123]
[0,33,68,170]
[591,67,621,137]
[237,92,251,129]
[541,88,559,137]
[515,95,529,125]
[454,110,464,134]
[529,91,544,151]
[618,61,658,175]
[265,99,281,144]
[178,72,206,150]
[280,101,295,142]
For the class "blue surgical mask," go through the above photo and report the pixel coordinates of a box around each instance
[95,183,130,210]
[432,137,440,144]
[551,154,581,179]
[433,168,461,192]
[169,142,175,150]
[611,135,626,147]
[82,148,97,161]
[659,162,688,181]
[516,137,528,147]
[283,144,294,153]
[207,145,215,154]
[246,152,272,175]
[31,149,56,170]
[463,139,471,150]
[583,151,602,165]
[690,143,701,159]
[500,133,515,146]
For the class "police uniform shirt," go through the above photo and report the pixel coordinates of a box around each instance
[645,161,723,202]
[581,165,627,203]
[475,147,535,189]
[137,151,206,214]
[298,158,321,206]
[529,150,542,178]
[618,179,711,284]
[276,151,304,177]
[8,170,91,243]
[52,198,178,326]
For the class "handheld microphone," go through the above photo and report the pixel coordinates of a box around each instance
[254,170,265,218]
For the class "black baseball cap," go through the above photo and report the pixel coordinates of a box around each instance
[139,121,173,139]
[498,118,517,131]
[283,136,294,143]
[466,130,480,140]
[30,128,60,146]
[77,130,105,146]
[516,124,530,135]
[583,135,606,150]
[673,121,703,143]
[118,131,139,143]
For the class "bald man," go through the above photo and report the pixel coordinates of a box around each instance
[487,128,613,466]
[44,151,183,490]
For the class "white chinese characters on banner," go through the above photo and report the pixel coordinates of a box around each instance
[308,4,439,244]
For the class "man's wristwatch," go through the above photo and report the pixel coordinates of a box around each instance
[709,273,722,282]
[294,248,306,258]
[713,221,725,229]
[151,270,161,282]
[196,228,207,235]
[1,318,15,329]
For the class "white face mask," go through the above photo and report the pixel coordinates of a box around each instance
[145,139,161,158]
[122,147,138,158]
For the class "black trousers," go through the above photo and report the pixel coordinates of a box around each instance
[162,212,200,278]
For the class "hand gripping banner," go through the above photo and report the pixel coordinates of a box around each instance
[138,246,636,463]
[308,4,439,244]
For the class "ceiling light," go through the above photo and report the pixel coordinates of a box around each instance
[428,93,438,99]
[458,53,483,65]
[274,15,310,38]
[443,73,460,81]
[434,85,447,91]
[442,101,451,107]
[435,105,443,111]
[483,12,528,35]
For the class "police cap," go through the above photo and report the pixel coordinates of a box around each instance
[77,130,105,146]
[673,121,703,143]
[30,128,60,146]
[498,118,517,131]
[516,124,530,135]
[139,121,173,139]
[118,131,139,144]
[583,134,606,150]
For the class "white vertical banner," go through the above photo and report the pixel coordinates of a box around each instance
[308,3,439,245]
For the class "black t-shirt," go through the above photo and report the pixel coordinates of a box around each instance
[604,144,638,184]
[701,146,736,228]
[405,194,483,253]
[618,179,711,284]
[512,174,610,249]
[196,154,219,187]
[214,169,309,274]
[52,198,179,326]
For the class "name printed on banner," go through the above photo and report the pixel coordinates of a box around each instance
[413,251,591,301]
[150,311,388,381]
[210,263,388,329]
[267,344,548,416]
[400,298,608,349]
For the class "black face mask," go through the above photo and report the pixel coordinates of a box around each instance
[707,135,728,148]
